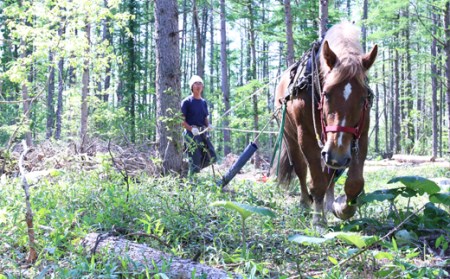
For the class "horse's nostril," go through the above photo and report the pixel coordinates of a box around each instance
[321,151,329,162]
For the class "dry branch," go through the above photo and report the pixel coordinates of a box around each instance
[18,140,38,263]
[83,233,241,278]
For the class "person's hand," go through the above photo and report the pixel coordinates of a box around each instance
[191,127,200,136]
[207,125,214,131]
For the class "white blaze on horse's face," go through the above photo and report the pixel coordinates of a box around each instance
[337,117,346,148]
[321,80,362,169]
[343,83,352,101]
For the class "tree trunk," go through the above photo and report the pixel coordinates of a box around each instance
[83,233,241,278]
[431,12,438,158]
[361,0,368,52]
[374,67,379,153]
[80,23,90,146]
[20,37,33,147]
[193,0,204,78]
[220,0,231,155]
[46,50,55,139]
[445,2,450,155]
[126,0,137,143]
[155,0,183,174]
[284,0,295,66]
[319,0,328,38]
[404,7,414,153]
[103,0,112,103]
[55,55,64,140]
[382,50,389,152]
[393,48,401,153]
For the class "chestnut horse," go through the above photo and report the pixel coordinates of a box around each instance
[274,22,377,225]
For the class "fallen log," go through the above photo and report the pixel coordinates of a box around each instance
[82,233,241,279]
[392,154,447,164]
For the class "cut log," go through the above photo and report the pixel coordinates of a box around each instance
[392,154,447,164]
[82,233,241,279]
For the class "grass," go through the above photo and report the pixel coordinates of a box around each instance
[0,158,449,278]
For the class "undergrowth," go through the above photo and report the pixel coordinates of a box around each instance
[0,159,449,278]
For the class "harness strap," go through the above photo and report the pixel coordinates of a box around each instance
[269,102,287,176]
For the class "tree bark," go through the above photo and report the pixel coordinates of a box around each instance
[20,37,33,147]
[193,0,204,78]
[361,0,368,52]
[80,22,90,146]
[393,48,401,153]
[284,0,295,66]
[431,11,438,158]
[444,2,450,155]
[46,50,55,139]
[103,0,112,103]
[220,0,231,155]
[319,0,328,38]
[246,1,260,168]
[155,0,183,174]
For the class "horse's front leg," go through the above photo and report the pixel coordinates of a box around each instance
[333,141,367,220]
[305,155,334,226]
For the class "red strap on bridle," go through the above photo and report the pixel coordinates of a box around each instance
[319,96,369,143]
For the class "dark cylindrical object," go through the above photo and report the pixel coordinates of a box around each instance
[219,142,258,187]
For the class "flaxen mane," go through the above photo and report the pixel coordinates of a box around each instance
[320,22,366,88]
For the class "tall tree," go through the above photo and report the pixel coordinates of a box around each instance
[55,20,65,140]
[284,0,295,66]
[80,22,90,146]
[220,0,231,155]
[46,50,55,139]
[319,0,328,37]
[155,0,183,174]
[20,37,32,147]
[192,0,205,77]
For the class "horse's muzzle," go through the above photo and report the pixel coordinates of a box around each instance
[321,149,351,169]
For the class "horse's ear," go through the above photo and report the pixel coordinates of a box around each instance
[362,44,378,70]
[322,40,337,69]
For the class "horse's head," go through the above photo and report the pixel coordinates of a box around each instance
[319,40,378,169]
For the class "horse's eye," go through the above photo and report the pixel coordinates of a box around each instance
[323,92,330,101]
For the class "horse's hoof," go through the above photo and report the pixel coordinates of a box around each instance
[300,194,313,208]
[333,195,357,220]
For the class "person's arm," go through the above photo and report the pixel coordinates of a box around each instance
[182,118,192,131]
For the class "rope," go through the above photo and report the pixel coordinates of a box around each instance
[217,74,282,122]
[211,126,278,135]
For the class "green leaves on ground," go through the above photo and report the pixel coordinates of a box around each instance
[388,176,440,195]
[210,201,276,220]
[362,176,446,204]
[289,232,378,249]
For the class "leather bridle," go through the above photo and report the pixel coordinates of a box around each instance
[317,90,371,152]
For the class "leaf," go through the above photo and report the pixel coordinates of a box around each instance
[210,201,276,220]
[373,251,394,260]
[328,256,338,265]
[325,232,368,249]
[288,234,329,245]
[388,176,440,195]
[430,193,450,206]
[360,188,400,203]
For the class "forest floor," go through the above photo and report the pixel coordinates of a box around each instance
[1,140,449,278]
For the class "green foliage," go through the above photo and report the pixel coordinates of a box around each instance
[211,201,276,220]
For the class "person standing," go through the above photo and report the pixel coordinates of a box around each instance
[181,75,217,175]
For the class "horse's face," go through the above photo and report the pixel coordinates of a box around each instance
[319,41,377,169]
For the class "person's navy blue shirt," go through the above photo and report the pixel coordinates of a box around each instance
[181,96,209,127]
